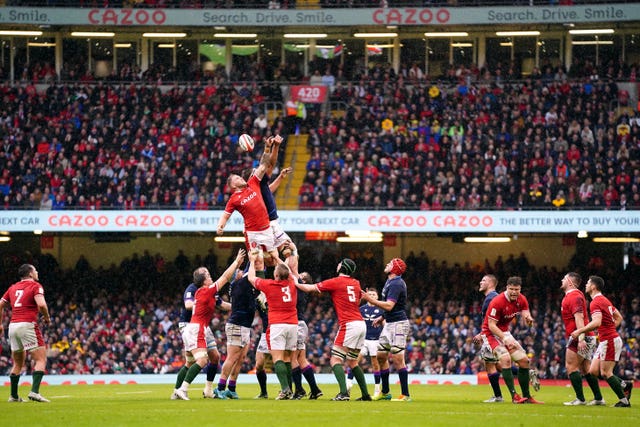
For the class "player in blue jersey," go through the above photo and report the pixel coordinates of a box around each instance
[472,274,504,403]
[253,291,271,399]
[172,273,230,400]
[347,286,384,397]
[361,258,412,402]
[214,258,267,399]
[291,271,323,400]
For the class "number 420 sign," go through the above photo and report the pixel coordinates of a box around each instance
[290,85,328,103]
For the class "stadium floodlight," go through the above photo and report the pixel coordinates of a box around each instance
[495,31,540,37]
[283,33,328,39]
[345,230,383,238]
[336,236,383,243]
[142,32,187,38]
[71,32,115,38]
[577,230,588,238]
[464,237,511,243]
[424,32,468,37]
[0,30,43,36]
[214,33,258,38]
[27,42,56,47]
[568,29,614,35]
[571,41,614,45]
[0,236,10,242]
[353,32,397,38]
[592,237,640,243]
[452,43,473,48]
[114,43,132,48]
[214,236,246,243]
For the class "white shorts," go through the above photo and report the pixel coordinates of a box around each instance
[225,323,251,348]
[482,331,527,361]
[257,333,270,354]
[335,320,366,351]
[8,322,44,352]
[246,228,276,252]
[267,323,298,351]
[594,336,623,362]
[271,219,291,249]
[378,319,410,352]
[360,339,380,357]
[296,320,309,351]
[182,323,218,352]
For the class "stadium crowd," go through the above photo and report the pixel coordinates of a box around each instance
[0,56,638,212]
[1,248,638,382]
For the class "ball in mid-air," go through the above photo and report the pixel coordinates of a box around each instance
[238,133,255,152]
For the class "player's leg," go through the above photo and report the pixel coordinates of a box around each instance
[564,348,587,404]
[217,344,242,398]
[9,349,25,401]
[390,349,411,401]
[177,348,208,400]
[27,346,50,402]
[254,334,269,399]
[374,322,393,400]
[329,344,350,400]
[388,320,411,401]
[580,357,604,404]
[173,350,192,399]
[291,349,306,398]
[225,344,250,399]
[346,350,371,400]
[368,352,380,396]
[484,362,503,402]
[497,349,521,402]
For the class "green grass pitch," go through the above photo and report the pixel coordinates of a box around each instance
[2,383,637,427]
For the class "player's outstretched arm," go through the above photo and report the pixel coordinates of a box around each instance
[247,250,260,286]
[266,134,283,176]
[216,211,232,235]
[215,249,246,288]
[269,167,292,194]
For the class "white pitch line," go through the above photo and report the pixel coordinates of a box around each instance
[115,391,153,395]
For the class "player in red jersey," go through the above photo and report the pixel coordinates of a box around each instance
[560,272,604,406]
[174,249,245,400]
[296,258,371,401]
[248,245,299,400]
[571,275,633,407]
[0,264,51,403]
[480,276,543,404]
[216,136,278,259]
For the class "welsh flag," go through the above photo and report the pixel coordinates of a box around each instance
[367,45,383,56]
[317,44,343,59]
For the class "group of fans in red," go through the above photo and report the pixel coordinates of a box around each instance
[0,134,634,406]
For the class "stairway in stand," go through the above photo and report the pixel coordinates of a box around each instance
[275,134,309,210]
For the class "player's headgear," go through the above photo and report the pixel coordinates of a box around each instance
[338,258,356,276]
[389,258,406,276]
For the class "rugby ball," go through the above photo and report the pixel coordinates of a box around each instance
[238,134,255,152]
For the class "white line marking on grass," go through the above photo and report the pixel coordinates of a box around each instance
[115,391,153,395]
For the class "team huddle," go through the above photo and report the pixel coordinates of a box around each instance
[0,135,634,406]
